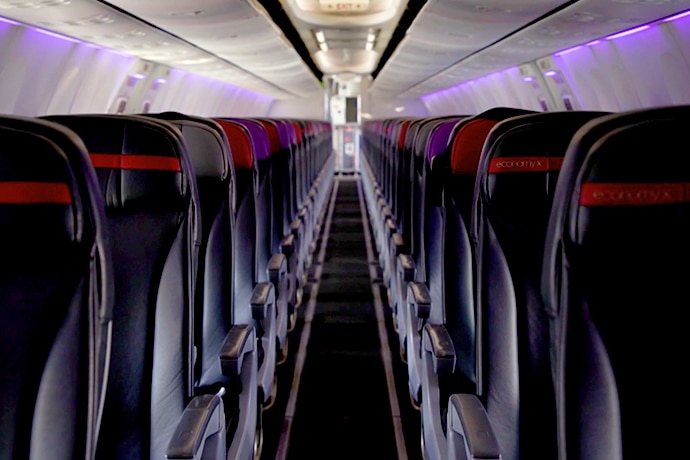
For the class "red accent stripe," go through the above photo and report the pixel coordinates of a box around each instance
[451,118,497,175]
[0,182,72,204]
[90,154,181,172]
[579,182,690,206]
[489,156,563,173]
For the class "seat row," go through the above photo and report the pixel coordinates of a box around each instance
[0,113,333,460]
[361,105,690,460]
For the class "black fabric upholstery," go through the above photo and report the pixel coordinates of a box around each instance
[44,114,200,460]
[543,105,690,460]
[0,116,112,460]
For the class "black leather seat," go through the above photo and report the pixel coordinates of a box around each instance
[142,111,262,459]
[0,115,112,460]
[395,116,465,409]
[431,111,606,460]
[44,114,225,460]
[214,118,279,423]
[542,105,690,460]
[416,107,535,460]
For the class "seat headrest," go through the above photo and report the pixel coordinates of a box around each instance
[143,113,231,180]
[230,119,270,161]
[44,115,191,211]
[450,107,535,175]
[0,127,79,248]
[215,119,254,170]
[426,119,458,164]
[257,119,283,156]
[481,112,608,191]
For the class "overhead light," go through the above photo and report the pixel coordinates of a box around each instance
[319,42,328,51]
[314,30,326,43]
[394,106,404,112]
[365,41,373,51]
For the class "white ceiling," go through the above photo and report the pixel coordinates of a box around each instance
[1,0,689,100]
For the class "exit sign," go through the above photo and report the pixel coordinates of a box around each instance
[319,0,370,11]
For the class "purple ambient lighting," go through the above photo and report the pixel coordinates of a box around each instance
[605,25,651,40]
[555,45,582,56]
[34,27,81,44]
[543,70,558,77]
[662,10,690,22]
[0,16,20,26]
[131,73,146,80]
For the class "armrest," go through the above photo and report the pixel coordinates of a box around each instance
[447,394,500,459]
[290,217,301,237]
[166,394,225,460]
[280,234,295,257]
[408,281,431,319]
[386,218,398,237]
[219,324,255,378]
[267,253,288,285]
[423,323,456,375]
[251,282,275,320]
[377,197,388,213]
[298,206,308,222]
[397,254,415,282]
[391,233,405,256]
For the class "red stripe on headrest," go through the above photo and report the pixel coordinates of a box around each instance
[489,156,563,173]
[580,182,690,206]
[0,182,72,204]
[398,120,412,150]
[90,154,181,172]
[451,118,498,175]
[214,120,254,170]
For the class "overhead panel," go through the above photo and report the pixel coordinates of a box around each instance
[106,0,322,97]
[373,0,690,98]
[281,0,408,76]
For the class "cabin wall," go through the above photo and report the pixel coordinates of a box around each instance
[421,12,690,116]
[363,97,430,119]
[0,19,275,118]
[0,21,136,116]
[269,96,326,119]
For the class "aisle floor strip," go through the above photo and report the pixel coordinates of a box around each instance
[356,178,409,460]
[275,178,340,460]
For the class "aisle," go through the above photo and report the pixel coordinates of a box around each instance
[284,177,398,458]
[260,175,422,460]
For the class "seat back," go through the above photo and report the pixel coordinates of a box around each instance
[0,116,112,460]
[418,107,534,460]
[542,105,690,460]
[471,111,607,459]
[44,114,200,460]
[143,112,236,390]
